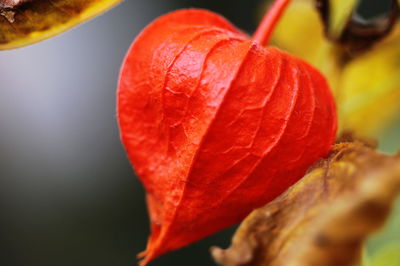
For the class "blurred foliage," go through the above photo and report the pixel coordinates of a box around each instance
[0,0,121,50]
[270,1,400,265]
[325,0,359,39]
[272,0,400,139]
[366,198,400,266]
[370,243,400,266]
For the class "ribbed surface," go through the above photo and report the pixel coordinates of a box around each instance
[117,9,337,265]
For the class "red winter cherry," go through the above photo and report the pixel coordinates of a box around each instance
[117,0,337,264]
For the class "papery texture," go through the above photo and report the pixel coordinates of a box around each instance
[273,0,400,136]
[212,138,400,266]
[118,9,337,264]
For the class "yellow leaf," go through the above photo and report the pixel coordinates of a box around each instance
[329,0,358,39]
[0,0,121,50]
[271,0,400,137]
[211,137,400,266]
[271,0,342,99]
[340,28,400,135]
[272,0,326,64]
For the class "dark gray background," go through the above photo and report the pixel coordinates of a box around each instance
[0,1,259,265]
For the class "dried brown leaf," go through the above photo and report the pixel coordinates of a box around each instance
[0,0,121,49]
[211,139,400,266]
[0,0,31,9]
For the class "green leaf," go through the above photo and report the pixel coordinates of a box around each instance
[370,243,400,266]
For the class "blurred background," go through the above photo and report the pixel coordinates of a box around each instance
[0,0,398,266]
[0,0,259,265]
